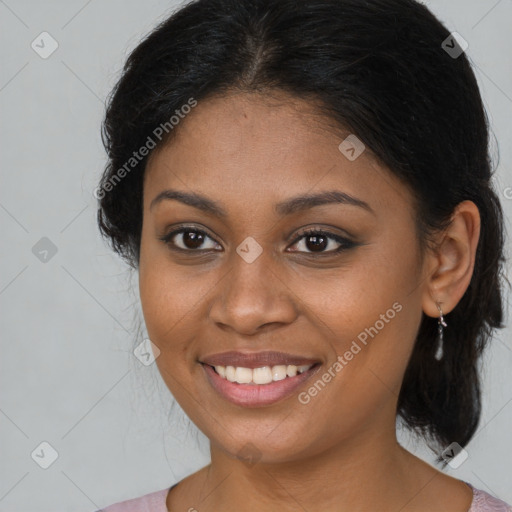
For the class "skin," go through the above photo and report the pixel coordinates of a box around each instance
[138,91,480,512]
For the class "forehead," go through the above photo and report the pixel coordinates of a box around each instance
[143,92,413,219]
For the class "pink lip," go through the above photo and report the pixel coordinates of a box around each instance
[200,350,320,369]
[201,362,321,407]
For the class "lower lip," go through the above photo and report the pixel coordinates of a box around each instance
[202,363,321,407]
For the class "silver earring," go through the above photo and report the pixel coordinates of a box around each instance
[434,302,447,361]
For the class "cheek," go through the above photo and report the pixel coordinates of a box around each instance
[139,268,206,359]
[138,241,189,358]
[302,241,422,391]
[301,241,418,335]
[138,225,209,340]
[138,262,204,409]
[138,249,225,402]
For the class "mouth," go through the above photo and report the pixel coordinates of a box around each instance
[199,351,322,407]
[208,362,316,384]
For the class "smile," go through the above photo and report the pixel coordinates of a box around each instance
[211,364,314,384]
[200,351,322,407]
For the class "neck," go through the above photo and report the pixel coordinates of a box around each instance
[186,425,432,512]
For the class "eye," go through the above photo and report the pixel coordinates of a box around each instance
[159,226,221,252]
[159,225,357,256]
[287,228,356,255]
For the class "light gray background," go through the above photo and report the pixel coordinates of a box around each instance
[0,1,511,510]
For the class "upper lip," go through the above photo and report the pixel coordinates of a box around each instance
[200,351,321,369]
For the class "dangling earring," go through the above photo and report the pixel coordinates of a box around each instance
[434,302,447,361]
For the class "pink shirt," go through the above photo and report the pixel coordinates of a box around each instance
[96,481,512,511]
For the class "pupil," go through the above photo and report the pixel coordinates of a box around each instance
[306,234,327,252]
[184,231,204,249]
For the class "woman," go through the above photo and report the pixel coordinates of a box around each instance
[94,0,511,510]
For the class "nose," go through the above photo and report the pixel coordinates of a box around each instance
[208,251,299,336]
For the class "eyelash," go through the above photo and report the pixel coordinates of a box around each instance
[291,228,357,254]
[158,225,357,256]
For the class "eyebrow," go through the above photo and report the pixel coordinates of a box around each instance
[149,189,374,217]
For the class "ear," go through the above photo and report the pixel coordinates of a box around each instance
[421,200,481,318]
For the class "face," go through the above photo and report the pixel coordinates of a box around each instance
[139,91,429,464]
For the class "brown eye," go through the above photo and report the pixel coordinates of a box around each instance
[303,233,328,252]
[288,229,356,255]
[160,228,221,252]
[180,230,206,249]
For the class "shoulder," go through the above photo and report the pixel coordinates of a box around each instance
[94,487,171,512]
[466,483,512,512]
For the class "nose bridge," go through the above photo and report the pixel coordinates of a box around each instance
[230,243,275,297]
[209,241,297,333]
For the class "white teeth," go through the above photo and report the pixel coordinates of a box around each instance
[286,364,297,377]
[272,365,287,381]
[225,366,236,382]
[213,363,314,384]
[253,366,273,384]
[235,366,252,384]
